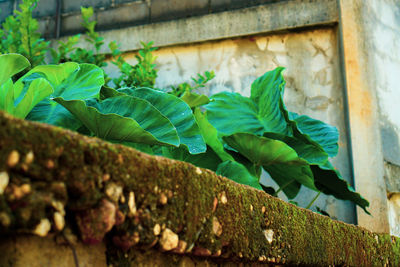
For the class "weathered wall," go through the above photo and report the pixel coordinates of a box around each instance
[104,27,356,224]
[364,0,400,236]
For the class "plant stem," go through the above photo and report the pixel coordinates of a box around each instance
[306,191,321,209]
[274,179,295,196]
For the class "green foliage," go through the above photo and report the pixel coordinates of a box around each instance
[0,54,52,118]
[203,68,369,213]
[110,41,158,88]
[170,70,215,97]
[0,0,49,68]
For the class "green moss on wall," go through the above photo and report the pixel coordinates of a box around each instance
[0,111,399,266]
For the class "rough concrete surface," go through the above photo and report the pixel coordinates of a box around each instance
[0,111,399,266]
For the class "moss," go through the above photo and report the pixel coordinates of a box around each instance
[0,111,399,266]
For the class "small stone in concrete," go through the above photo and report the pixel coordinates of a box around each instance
[263,229,274,244]
[153,224,161,236]
[7,150,19,167]
[33,218,51,237]
[105,182,123,203]
[159,228,179,251]
[54,212,65,231]
[24,151,34,165]
[220,191,227,204]
[128,191,136,217]
[0,172,9,194]
[159,193,168,205]
[212,217,222,237]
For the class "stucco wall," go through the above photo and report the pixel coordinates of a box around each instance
[364,0,400,236]
[104,27,356,224]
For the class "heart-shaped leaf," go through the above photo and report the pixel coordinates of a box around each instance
[119,87,206,154]
[54,95,180,146]
[27,63,104,130]
[0,54,30,85]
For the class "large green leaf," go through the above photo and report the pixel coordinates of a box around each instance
[13,78,53,118]
[250,67,290,135]
[205,68,291,137]
[216,160,262,190]
[194,108,234,162]
[223,133,307,166]
[27,64,104,129]
[0,79,15,113]
[263,132,328,165]
[205,92,264,136]
[54,95,180,146]
[119,87,206,154]
[0,54,30,85]
[162,146,222,171]
[180,91,210,108]
[289,112,339,158]
[311,161,370,213]
[224,133,317,195]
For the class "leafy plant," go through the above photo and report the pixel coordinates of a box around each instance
[0,54,52,118]
[110,41,158,88]
[200,67,369,213]
[0,0,49,68]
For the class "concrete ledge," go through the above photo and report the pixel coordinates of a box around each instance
[0,111,399,266]
[52,0,339,53]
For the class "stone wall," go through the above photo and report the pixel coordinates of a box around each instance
[0,0,287,38]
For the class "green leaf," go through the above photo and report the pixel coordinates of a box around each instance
[119,87,206,154]
[180,91,210,108]
[26,63,104,129]
[13,78,53,118]
[99,85,123,100]
[0,54,31,86]
[54,95,180,146]
[216,160,262,190]
[0,79,15,114]
[162,146,222,171]
[194,108,234,162]
[289,112,339,158]
[205,92,264,136]
[224,133,317,195]
[250,67,290,135]
[263,132,328,165]
[223,133,307,166]
[311,161,370,213]
[263,165,303,199]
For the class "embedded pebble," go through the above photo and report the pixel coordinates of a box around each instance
[220,192,227,204]
[7,150,19,167]
[159,228,179,251]
[159,193,168,205]
[46,160,55,169]
[33,218,51,237]
[105,182,123,203]
[212,217,222,237]
[128,192,136,216]
[0,172,9,194]
[172,240,187,254]
[212,197,218,212]
[153,224,161,236]
[25,151,34,164]
[262,206,266,213]
[263,229,274,244]
[195,167,202,175]
[54,212,65,231]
